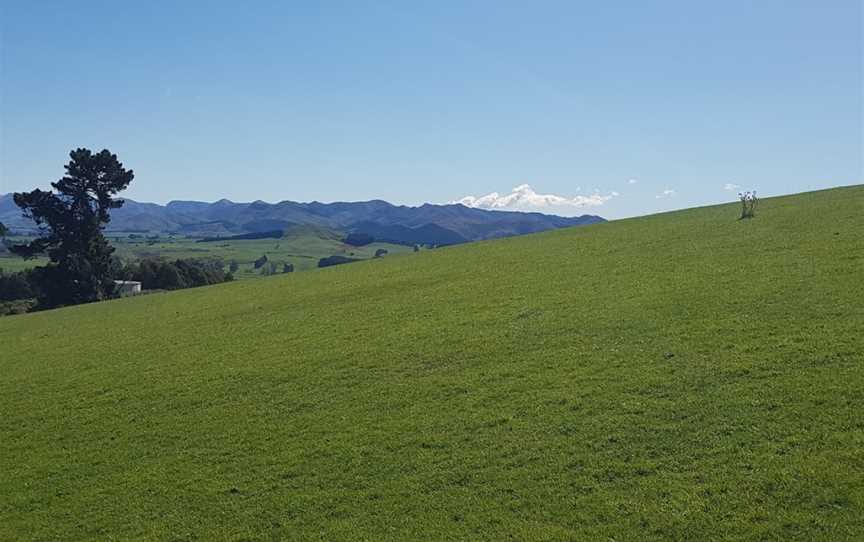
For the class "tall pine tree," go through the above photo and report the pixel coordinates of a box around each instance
[11,148,133,308]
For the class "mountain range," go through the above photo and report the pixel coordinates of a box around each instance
[0,194,604,246]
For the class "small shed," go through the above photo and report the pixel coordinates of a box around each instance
[114,280,142,296]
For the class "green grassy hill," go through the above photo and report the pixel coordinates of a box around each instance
[1,186,862,540]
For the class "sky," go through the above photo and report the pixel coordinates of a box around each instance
[1,1,861,219]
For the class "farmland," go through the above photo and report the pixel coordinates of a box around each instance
[1,225,412,279]
[0,186,862,540]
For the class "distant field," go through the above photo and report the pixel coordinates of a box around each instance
[0,236,45,272]
[112,227,413,278]
[0,254,48,272]
[1,226,413,278]
[1,186,862,540]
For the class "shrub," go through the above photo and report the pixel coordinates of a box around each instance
[739,191,758,219]
[0,269,35,302]
[156,263,187,289]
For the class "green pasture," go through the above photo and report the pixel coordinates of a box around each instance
[1,186,862,540]
[1,227,412,278]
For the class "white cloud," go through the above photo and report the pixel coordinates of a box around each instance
[451,184,615,214]
[655,189,676,199]
[628,178,639,184]
[723,183,740,191]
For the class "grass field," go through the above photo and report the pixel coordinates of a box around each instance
[0,254,49,273]
[1,226,412,279]
[111,225,413,279]
[1,186,862,540]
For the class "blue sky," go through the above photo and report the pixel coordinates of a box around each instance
[1,1,861,219]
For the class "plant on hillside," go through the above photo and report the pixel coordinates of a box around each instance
[259,260,279,276]
[9,148,134,308]
[739,190,758,219]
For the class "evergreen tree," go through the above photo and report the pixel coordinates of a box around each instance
[253,254,269,269]
[10,148,133,308]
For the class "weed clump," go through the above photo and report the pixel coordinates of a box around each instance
[739,190,758,219]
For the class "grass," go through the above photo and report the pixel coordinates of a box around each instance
[0,186,862,540]
[115,226,413,279]
[111,225,413,279]
[0,236,49,272]
[0,254,49,273]
[2,227,412,279]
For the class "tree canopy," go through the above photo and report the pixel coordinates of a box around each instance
[11,148,133,307]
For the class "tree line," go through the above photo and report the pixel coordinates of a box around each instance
[117,258,233,290]
[0,257,233,314]
[0,148,233,313]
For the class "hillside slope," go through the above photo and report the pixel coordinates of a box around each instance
[1,186,862,540]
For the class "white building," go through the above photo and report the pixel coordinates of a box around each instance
[114,280,142,296]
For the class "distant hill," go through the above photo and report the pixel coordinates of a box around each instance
[1,186,861,539]
[0,193,604,245]
[348,220,469,247]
